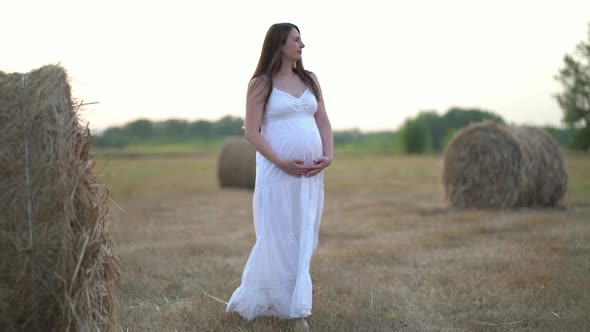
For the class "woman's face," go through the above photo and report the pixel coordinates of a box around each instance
[281,28,305,62]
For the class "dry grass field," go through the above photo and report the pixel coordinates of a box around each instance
[96,150,590,331]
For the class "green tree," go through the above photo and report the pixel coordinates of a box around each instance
[212,115,244,137]
[555,23,590,150]
[95,127,128,147]
[397,108,504,154]
[123,119,154,140]
[155,119,190,141]
[415,111,446,151]
[189,120,213,139]
[441,107,504,129]
[399,118,431,154]
[441,127,459,150]
[544,126,572,147]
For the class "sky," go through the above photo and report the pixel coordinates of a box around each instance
[2,0,589,132]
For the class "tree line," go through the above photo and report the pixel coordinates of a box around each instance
[93,115,396,148]
[396,108,572,153]
[93,108,572,152]
[94,115,244,147]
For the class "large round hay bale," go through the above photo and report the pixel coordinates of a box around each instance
[0,65,120,330]
[442,121,568,209]
[217,137,256,189]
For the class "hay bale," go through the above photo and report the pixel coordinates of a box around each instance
[0,65,120,330]
[442,121,568,209]
[217,137,256,189]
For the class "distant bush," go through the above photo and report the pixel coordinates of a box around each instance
[398,118,432,154]
[397,107,506,154]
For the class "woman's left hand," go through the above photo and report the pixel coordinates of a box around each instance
[304,156,332,177]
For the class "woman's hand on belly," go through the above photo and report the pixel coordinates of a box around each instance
[304,156,333,177]
[277,158,312,177]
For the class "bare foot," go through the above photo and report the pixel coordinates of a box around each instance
[293,317,309,331]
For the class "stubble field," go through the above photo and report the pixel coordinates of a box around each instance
[97,150,590,331]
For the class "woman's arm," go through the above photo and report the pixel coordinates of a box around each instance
[308,73,333,176]
[244,77,310,177]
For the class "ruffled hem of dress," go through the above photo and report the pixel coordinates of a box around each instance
[226,284,311,320]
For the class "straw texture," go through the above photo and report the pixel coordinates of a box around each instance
[217,137,256,189]
[442,121,568,209]
[0,65,120,331]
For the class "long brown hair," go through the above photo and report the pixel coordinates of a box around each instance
[250,23,320,110]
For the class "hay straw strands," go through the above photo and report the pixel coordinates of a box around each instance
[442,121,568,209]
[217,137,256,189]
[0,65,120,331]
[202,291,229,305]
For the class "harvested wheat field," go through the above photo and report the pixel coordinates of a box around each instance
[96,150,590,331]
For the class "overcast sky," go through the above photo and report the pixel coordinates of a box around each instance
[2,0,589,132]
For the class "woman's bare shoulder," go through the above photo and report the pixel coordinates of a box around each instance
[248,76,268,93]
[307,71,321,85]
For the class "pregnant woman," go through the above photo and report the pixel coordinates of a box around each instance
[226,23,333,330]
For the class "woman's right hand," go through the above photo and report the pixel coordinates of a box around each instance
[278,159,310,177]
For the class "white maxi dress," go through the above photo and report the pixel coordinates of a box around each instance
[226,85,324,320]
